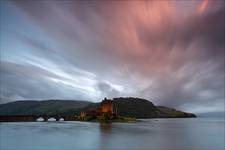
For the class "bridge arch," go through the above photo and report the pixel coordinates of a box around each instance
[59,118,64,121]
[36,117,44,122]
[48,117,56,121]
[35,115,65,121]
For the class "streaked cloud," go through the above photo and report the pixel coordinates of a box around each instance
[0,0,224,113]
[198,0,209,13]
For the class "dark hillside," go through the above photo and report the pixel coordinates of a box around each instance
[0,98,196,118]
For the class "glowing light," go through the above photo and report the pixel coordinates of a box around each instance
[197,0,208,13]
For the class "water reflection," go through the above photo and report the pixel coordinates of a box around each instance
[0,118,224,150]
[98,123,113,150]
[99,123,112,135]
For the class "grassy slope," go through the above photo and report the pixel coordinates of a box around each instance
[112,97,158,118]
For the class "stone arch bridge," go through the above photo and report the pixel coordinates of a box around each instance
[0,115,77,122]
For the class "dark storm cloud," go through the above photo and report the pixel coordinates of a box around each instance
[0,0,224,113]
[97,81,120,99]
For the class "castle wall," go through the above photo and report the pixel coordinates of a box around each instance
[99,100,113,114]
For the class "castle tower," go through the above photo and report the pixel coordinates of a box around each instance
[99,98,113,114]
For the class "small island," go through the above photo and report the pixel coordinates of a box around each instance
[78,98,136,122]
[0,97,196,122]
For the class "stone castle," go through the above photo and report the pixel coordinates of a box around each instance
[80,97,113,118]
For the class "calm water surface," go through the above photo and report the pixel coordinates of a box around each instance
[0,118,224,150]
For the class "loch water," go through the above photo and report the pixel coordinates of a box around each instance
[0,118,224,150]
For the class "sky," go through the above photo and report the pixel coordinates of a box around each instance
[0,0,224,114]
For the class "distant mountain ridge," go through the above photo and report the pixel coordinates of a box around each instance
[0,97,196,118]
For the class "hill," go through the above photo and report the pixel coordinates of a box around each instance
[0,100,91,115]
[0,97,196,118]
[112,97,196,118]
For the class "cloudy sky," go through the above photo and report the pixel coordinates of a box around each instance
[0,0,224,114]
